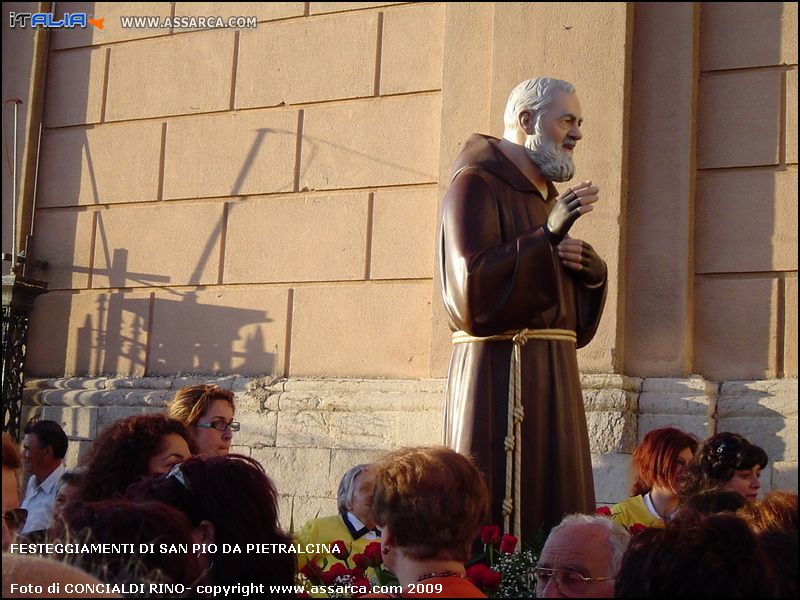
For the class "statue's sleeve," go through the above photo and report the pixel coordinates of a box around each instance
[440,170,559,336]
[574,266,607,349]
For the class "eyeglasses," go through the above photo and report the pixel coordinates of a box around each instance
[529,567,613,596]
[3,508,28,533]
[195,419,240,432]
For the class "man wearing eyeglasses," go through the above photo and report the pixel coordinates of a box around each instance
[532,514,629,598]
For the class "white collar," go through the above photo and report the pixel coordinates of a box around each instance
[347,511,368,530]
[30,463,66,494]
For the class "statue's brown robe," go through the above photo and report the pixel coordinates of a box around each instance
[439,134,607,540]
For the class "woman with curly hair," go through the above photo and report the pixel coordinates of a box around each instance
[611,427,698,528]
[80,414,195,502]
[166,384,238,456]
[681,431,768,503]
[127,454,295,591]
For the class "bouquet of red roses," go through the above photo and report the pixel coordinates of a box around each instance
[299,540,398,598]
[466,526,539,598]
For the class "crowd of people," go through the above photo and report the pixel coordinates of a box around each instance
[1,385,797,598]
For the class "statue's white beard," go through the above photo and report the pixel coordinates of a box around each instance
[524,131,575,182]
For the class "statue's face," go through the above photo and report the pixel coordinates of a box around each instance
[524,89,583,182]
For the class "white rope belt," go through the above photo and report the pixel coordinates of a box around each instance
[452,328,577,538]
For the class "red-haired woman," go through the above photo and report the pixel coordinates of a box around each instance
[612,427,698,528]
[366,447,489,598]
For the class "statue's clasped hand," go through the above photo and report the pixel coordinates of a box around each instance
[557,236,606,285]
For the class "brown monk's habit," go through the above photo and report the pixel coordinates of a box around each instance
[438,134,607,540]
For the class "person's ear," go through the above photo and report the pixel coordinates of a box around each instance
[192,520,216,545]
[519,110,534,135]
[381,525,395,546]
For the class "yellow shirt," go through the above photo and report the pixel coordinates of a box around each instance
[295,513,379,569]
[610,495,664,529]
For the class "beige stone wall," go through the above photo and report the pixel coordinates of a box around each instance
[5,3,798,514]
[625,3,798,380]
[20,2,444,381]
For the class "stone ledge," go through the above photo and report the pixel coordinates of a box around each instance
[718,379,798,418]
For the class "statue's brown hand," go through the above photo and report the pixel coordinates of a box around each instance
[557,236,606,286]
[543,180,599,245]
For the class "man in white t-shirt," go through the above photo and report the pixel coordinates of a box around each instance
[20,420,68,535]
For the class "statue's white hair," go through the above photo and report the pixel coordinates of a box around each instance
[503,77,576,134]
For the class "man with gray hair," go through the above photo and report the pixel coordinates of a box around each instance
[439,77,607,540]
[533,514,629,598]
[295,463,379,571]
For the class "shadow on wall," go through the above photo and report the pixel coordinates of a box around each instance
[638,379,791,491]
[62,286,276,377]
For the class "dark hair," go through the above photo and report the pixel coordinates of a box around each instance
[371,446,489,562]
[684,488,748,515]
[631,427,698,496]
[681,432,768,500]
[615,511,770,598]
[738,491,798,535]
[2,433,20,470]
[62,499,203,587]
[127,454,295,588]
[59,469,86,488]
[738,492,799,598]
[80,414,196,502]
[23,420,68,459]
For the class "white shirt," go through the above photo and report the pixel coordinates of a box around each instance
[21,463,65,533]
[644,492,678,522]
[346,511,380,540]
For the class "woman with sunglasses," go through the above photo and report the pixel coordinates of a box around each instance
[128,454,295,592]
[167,384,239,456]
[681,431,768,503]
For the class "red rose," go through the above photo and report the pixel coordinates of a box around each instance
[352,552,370,571]
[480,525,501,544]
[321,562,349,585]
[300,560,324,582]
[499,534,517,554]
[596,506,612,516]
[330,539,350,560]
[351,576,372,596]
[364,541,383,566]
[628,523,648,535]
[466,563,502,593]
